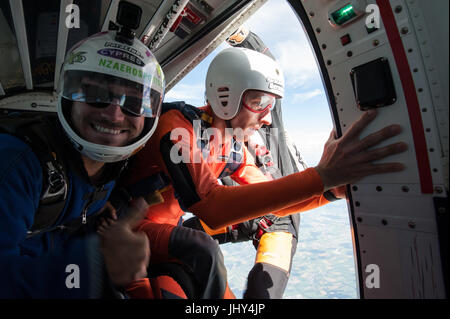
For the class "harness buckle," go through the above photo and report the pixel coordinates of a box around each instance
[252,217,274,247]
[41,161,67,203]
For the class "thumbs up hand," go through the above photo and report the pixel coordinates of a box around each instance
[99,197,150,287]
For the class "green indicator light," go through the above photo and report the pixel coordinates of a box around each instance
[331,4,357,25]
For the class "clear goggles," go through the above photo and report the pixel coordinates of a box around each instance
[61,70,162,118]
[242,90,277,113]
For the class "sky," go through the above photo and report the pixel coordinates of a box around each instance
[165,0,334,166]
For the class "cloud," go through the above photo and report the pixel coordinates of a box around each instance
[292,89,323,103]
[286,129,330,166]
[244,1,302,39]
[165,82,205,105]
[274,40,321,89]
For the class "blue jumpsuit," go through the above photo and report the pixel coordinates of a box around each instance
[0,126,116,298]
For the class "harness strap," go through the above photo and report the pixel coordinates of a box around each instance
[164,102,245,179]
[26,186,110,238]
[252,216,274,246]
[126,173,171,198]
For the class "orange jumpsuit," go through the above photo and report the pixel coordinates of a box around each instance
[123,105,329,226]
[120,104,330,298]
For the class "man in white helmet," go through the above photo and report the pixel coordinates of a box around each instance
[182,27,314,299]
[116,47,406,299]
[0,29,164,298]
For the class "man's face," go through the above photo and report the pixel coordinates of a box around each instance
[70,80,145,147]
[229,90,274,141]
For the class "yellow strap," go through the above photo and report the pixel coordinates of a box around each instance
[143,191,164,207]
[255,232,293,272]
[199,219,228,236]
[201,112,213,124]
[142,186,172,207]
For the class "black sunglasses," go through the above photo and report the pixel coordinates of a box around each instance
[75,84,144,117]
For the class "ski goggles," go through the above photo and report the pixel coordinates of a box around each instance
[62,71,162,118]
[242,90,277,114]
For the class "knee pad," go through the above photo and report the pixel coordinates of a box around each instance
[255,232,293,272]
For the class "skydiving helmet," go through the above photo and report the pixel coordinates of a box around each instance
[57,31,165,162]
[205,47,284,120]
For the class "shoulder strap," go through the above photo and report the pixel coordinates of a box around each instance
[162,101,213,125]
[163,101,213,154]
[218,138,244,178]
[0,112,68,235]
[162,102,244,178]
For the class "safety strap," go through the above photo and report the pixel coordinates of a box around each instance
[163,102,244,178]
[25,187,111,238]
[126,173,171,198]
[218,138,244,179]
[252,144,274,176]
[252,215,277,247]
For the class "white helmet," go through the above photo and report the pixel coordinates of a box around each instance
[205,47,284,120]
[57,31,165,163]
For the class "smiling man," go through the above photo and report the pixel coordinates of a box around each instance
[70,78,146,147]
[0,30,165,298]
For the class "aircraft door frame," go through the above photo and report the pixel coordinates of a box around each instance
[287,0,448,299]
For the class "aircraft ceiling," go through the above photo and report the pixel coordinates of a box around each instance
[0,0,266,98]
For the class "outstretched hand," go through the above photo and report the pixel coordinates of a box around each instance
[99,197,150,288]
[315,110,407,191]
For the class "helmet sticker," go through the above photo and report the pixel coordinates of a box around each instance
[98,58,163,90]
[266,77,284,92]
[156,64,163,80]
[67,51,86,64]
[97,48,144,66]
[104,41,145,60]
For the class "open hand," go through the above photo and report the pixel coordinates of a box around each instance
[315,110,407,191]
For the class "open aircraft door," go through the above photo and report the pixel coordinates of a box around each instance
[285,0,448,298]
